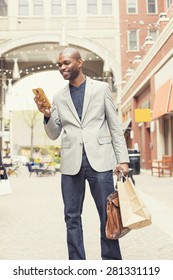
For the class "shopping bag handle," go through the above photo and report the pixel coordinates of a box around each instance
[114,171,125,191]
[117,170,127,182]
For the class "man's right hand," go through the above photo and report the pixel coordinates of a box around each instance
[34,95,51,118]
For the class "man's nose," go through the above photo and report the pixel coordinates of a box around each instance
[61,64,66,70]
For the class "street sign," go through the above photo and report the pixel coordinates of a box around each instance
[135,108,151,122]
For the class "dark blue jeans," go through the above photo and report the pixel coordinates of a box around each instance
[61,153,122,260]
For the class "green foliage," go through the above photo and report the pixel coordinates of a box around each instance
[33,145,61,163]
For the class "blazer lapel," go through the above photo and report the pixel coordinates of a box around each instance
[63,85,81,123]
[63,77,94,124]
[81,77,94,122]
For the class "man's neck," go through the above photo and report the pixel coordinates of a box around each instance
[70,74,86,87]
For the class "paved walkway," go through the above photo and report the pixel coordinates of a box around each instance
[120,170,173,260]
[0,166,173,260]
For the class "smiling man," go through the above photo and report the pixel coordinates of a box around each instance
[34,47,129,260]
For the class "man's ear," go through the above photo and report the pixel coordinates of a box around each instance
[78,59,83,68]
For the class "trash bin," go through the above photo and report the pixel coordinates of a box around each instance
[128,168,135,185]
[128,149,140,175]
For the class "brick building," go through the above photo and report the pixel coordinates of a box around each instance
[120,0,173,169]
[119,0,167,79]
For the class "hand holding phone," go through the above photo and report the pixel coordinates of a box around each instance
[32,88,51,109]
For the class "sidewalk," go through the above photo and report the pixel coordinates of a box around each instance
[119,169,173,259]
[0,167,173,260]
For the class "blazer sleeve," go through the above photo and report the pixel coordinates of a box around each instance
[104,85,129,164]
[44,99,62,140]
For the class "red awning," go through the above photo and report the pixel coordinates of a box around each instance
[152,79,172,120]
[168,80,173,112]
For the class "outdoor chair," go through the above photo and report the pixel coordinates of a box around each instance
[7,165,19,176]
[27,163,56,176]
[149,155,172,177]
[27,163,39,176]
[39,163,56,176]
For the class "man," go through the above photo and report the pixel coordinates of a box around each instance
[0,152,8,179]
[34,47,129,260]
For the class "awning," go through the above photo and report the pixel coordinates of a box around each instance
[152,79,172,120]
[122,118,132,132]
[168,80,173,112]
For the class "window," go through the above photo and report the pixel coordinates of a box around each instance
[127,0,137,14]
[102,0,112,14]
[66,0,76,15]
[128,30,139,51]
[18,0,29,16]
[148,29,158,41]
[33,0,43,16]
[51,0,62,15]
[0,0,7,16]
[147,0,157,14]
[87,0,97,15]
[167,0,172,8]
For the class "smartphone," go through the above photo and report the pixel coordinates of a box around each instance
[32,88,51,109]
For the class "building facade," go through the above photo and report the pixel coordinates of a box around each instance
[119,0,168,79]
[121,0,173,169]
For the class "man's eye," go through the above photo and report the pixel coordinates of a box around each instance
[64,62,70,65]
[58,61,70,67]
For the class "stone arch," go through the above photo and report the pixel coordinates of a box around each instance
[0,34,116,78]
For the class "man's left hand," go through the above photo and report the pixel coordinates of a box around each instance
[114,163,129,176]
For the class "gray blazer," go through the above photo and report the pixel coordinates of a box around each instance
[44,77,129,175]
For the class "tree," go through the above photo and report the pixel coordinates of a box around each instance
[19,110,41,158]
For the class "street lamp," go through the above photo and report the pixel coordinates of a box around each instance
[12,58,21,80]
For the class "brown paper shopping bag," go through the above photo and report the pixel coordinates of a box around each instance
[117,177,151,229]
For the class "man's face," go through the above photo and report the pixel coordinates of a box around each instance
[58,53,82,81]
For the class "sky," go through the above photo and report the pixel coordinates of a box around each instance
[5,70,68,112]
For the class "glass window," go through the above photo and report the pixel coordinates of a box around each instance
[147,0,157,14]
[148,29,158,41]
[0,0,8,16]
[87,0,97,15]
[51,0,62,15]
[66,0,76,15]
[102,0,112,14]
[127,0,137,14]
[128,30,138,51]
[167,0,172,8]
[33,0,43,16]
[19,0,29,16]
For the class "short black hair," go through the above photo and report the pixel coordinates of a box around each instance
[59,48,82,60]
